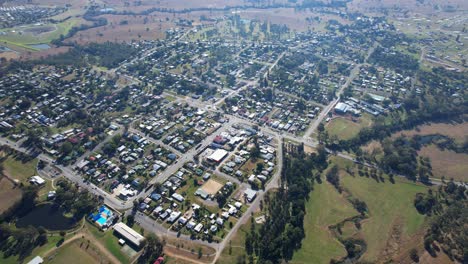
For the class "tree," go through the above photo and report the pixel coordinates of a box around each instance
[326,165,341,192]
[137,234,164,264]
[126,214,135,227]
[409,248,419,262]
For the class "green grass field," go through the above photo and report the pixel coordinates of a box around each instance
[326,114,372,140]
[48,241,98,264]
[340,171,428,261]
[2,234,66,264]
[1,154,37,182]
[218,218,257,263]
[0,178,22,214]
[0,19,80,50]
[291,182,358,264]
[292,156,428,263]
[86,222,131,263]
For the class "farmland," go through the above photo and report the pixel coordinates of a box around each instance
[292,157,429,263]
[419,145,468,182]
[340,170,428,262]
[291,181,357,264]
[392,122,468,144]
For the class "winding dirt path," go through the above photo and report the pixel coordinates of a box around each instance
[42,232,122,264]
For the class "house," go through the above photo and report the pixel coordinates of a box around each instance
[194,223,203,233]
[244,188,257,202]
[172,193,184,202]
[113,222,145,248]
[30,176,45,186]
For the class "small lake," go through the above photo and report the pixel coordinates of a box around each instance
[16,203,78,231]
[28,43,51,50]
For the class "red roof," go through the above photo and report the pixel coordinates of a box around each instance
[153,256,164,264]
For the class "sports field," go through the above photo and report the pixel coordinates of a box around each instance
[326,114,372,140]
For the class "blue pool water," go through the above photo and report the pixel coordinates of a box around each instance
[96,217,107,225]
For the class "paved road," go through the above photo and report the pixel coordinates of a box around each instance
[303,43,377,139]
[212,134,283,263]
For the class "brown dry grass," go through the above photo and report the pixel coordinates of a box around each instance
[66,14,178,44]
[0,178,22,214]
[392,122,468,143]
[419,145,468,182]
[201,179,223,195]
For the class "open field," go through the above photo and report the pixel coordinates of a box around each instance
[1,152,37,182]
[291,181,358,264]
[86,222,133,263]
[47,240,101,264]
[66,13,176,44]
[326,115,372,140]
[340,170,428,262]
[419,145,468,182]
[0,178,22,214]
[2,234,68,264]
[0,19,81,50]
[392,121,468,143]
[218,219,252,263]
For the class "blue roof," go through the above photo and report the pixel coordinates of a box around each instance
[150,193,161,201]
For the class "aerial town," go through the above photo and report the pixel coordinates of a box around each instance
[0,0,466,264]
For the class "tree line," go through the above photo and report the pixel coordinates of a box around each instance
[243,144,328,263]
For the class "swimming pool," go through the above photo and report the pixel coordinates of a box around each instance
[96,217,107,225]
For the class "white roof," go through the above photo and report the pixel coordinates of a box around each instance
[113,222,145,247]
[27,256,44,264]
[208,149,228,162]
[30,176,45,185]
[244,188,257,201]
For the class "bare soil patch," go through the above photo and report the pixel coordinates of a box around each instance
[201,179,223,195]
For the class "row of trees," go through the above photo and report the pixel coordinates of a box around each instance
[245,144,328,262]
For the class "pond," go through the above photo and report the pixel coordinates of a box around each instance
[28,43,51,50]
[16,203,78,231]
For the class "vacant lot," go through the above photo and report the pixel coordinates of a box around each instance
[392,122,468,143]
[291,182,358,264]
[0,178,22,214]
[419,145,468,182]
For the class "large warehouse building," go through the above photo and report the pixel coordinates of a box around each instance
[113,222,145,248]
